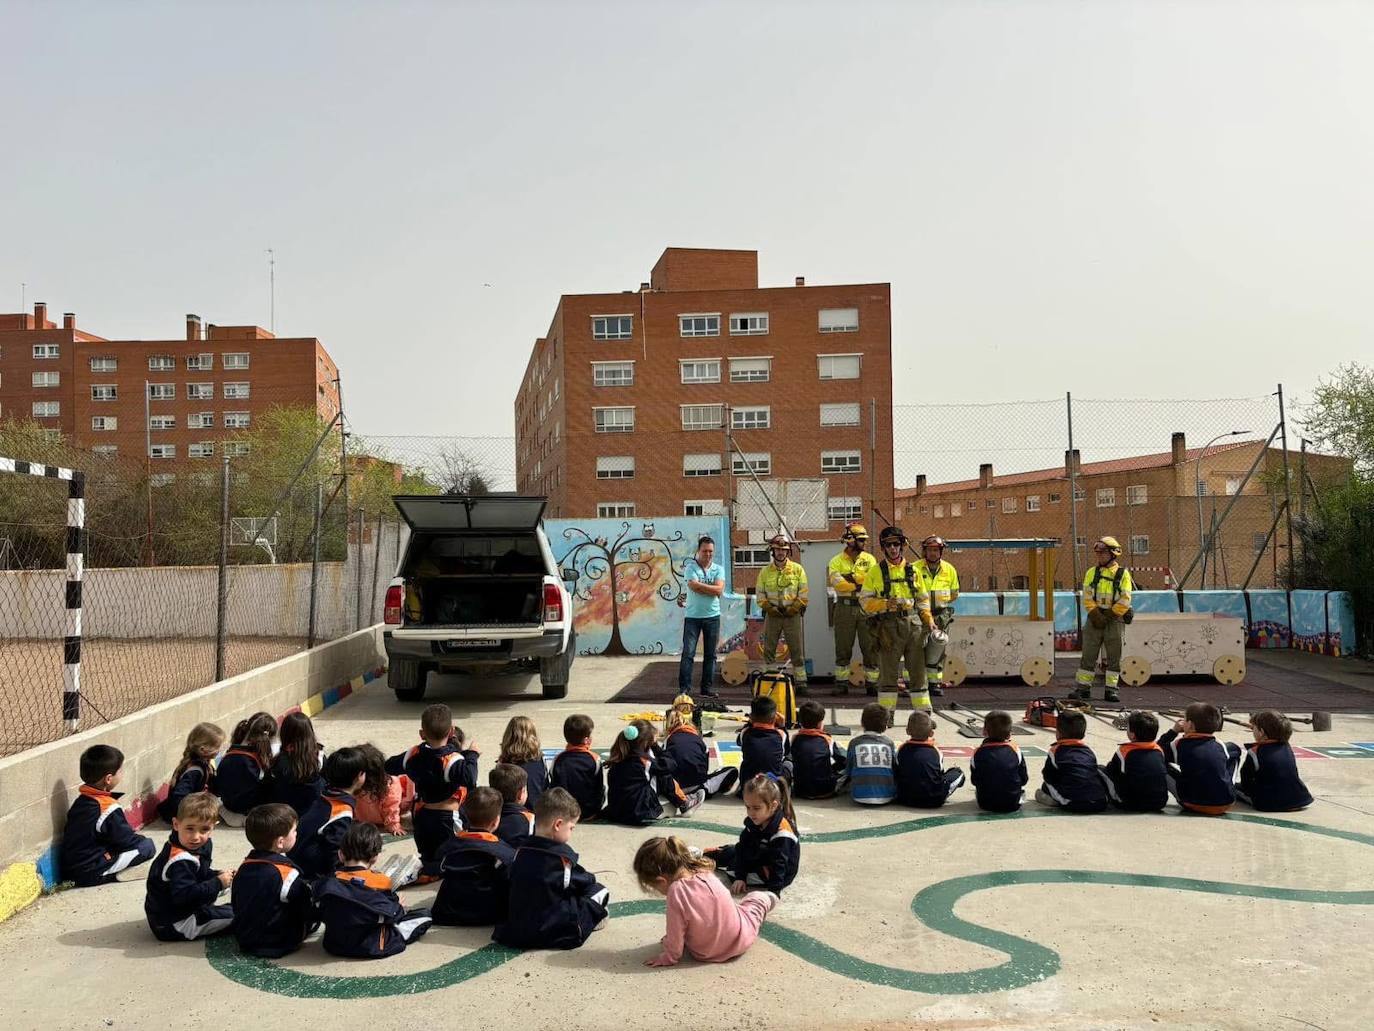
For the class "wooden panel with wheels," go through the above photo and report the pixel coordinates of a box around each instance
[1213,654,1246,685]
[943,654,968,687]
[1020,656,1053,687]
[1119,654,1153,687]
[719,649,749,686]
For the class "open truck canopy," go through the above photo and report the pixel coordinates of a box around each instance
[390,494,548,532]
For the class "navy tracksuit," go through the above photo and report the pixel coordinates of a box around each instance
[314,866,433,958]
[549,746,604,819]
[216,748,270,816]
[387,741,479,867]
[791,729,847,799]
[737,722,790,786]
[288,787,355,880]
[1237,741,1313,811]
[231,850,318,957]
[605,750,683,825]
[492,836,609,950]
[144,833,233,941]
[705,807,800,895]
[157,758,214,824]
[1102,742,1169,812]
[895,739,965,808]
[1040,740,1108,813]
[1159,731,1243,814]
[970,740,1029,813]
[495,803,536,845]
[61,785,156,887]
[268,751,326,819]
[663,725,710,789]
[433,831,515,926]
[515,757,549,808]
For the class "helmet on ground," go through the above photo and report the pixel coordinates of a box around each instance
[1095,536,1123,556]
[921,535,946,552]
[671,693,695,713]
[879,526,907,548]
[842,522,870,542]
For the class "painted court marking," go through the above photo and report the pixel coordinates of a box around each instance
[206,811,1374,999]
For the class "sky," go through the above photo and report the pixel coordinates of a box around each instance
[4,0,1371,461]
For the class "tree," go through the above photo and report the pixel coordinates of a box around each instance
[433,445,493,496]
[1301,363,1374,473]
[559,523,686,655]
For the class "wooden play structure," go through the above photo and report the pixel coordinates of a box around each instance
[1116,613,1247,686]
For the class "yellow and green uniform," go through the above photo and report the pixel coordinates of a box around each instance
[1076,561,1134,698]
[828,549,877,683]
[860,558,933,715]
[916,559,960,693]
[757,560,809,687]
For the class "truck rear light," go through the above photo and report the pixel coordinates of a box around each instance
[543,582,563,624]
[384,585,404,625]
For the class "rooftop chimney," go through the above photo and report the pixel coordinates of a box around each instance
[979,463,994,489]
[1171,431,1187,465]
[186,314,202,341]
[62,312,76,330]
[795,276,805,287]
[33,301,47,328]
[915,474,927,496]
[1064,448,1081,477]
[639,281,650,292]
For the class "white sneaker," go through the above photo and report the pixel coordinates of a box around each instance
[677,788,706,816]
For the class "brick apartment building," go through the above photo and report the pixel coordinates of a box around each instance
[514,247,895,568]
[0,303,340,474]
[893,432,1349,591]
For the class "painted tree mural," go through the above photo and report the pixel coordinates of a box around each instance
[559,522,687,656]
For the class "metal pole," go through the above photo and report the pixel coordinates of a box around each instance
[370,512,383,624]
[355,508,366,632]
[1277,382,1296,587]
[868,397,877,525]
[1298,437,1308,576]
[1176,423,1279,588]
[1066,392,1080,614]
[144,380,153,566]
[214,456,230,682]
[307,482,322,649]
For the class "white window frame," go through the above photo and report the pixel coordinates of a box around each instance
[1002,497,1018,513]
[224,411,251,429]
[186,353,214,371]
[32,401,60,417]
[92,444,117,455]
[683,453,723,477]
[149,383,175,400]
[187,382,214,400]
[89,356,117,372]
[222,352,250,370]
[934,505,946,519]
[680,359,722,384]
[223,382,251,399]
[591,314,633,340]
[148,415,176,430]
[225,441,250,457]
[680,404,724,431]
[32,371,60,388]
[1126,484,1148,506]
[595,456,635,479]
[731,452,771,476]
[1073,487,1087,502]
[33,343,60,359]
[683,499,725,517]
[148,355,175,371]
[728,356,771,382]
[819,402,860,427]
[91,384,118,401]
[828,496,863,522]
[1130,534,1151,555]
[734,546,772,566]
[818,307,859,333]
[730,405,770,430]
[149,444,176,460]
[817,353,861,380]
[597,501,636,518]
[591,361,634,387]
[820,449,861,473]
[950,502,962,517]
[189,412,215,429]
[678,313,721,338]
[593,406,635,433]
[91,416,117,432]
[1026,495,1041,512]
[729,313,769,336]
[188,442,215,459]
[1096,487,1116,508]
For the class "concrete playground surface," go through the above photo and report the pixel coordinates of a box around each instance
[3,655,1373,1031]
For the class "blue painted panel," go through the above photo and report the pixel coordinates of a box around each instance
[1246,590,1290,648]
[1291,590,1328,654]
[1130,590,1181,615]
[1182,590,1247,624]
[1328,592,1357,657]
[957,592,1000,616]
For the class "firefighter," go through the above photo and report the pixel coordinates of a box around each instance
[827,523,877,693]
[860,526,940,725]
[916,535,959,698]
[1073,536,1134,703]
[756,533,809,694]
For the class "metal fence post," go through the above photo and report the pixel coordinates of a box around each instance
[355,509,366,632]
[307,483,323,649]
[214,456,229,682]
[1276,383,1297,589]
[1066,392,1081,621]
[370,512,383,624]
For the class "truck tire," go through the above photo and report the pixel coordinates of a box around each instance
[390,660,427,702]
[541,630,575,699]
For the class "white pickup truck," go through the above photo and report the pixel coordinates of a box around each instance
[381,494,576,702]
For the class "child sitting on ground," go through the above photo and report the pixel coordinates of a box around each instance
[549,714,604,819]
[314,823,433,958]
[231,802,318,957]
[433,786,515,926]
[144,792,235,941]
[1237,710,1313,811]
[1035,711,1107,813]
[663,706,739,798]
[386,704,480,875]
[270,712,326,818]
[490,763,536,844]
[1101,711,1168,812]
[216,712,276,826]
[704,774,801,896]
[895,711,965,808]
[498,716,549,808]
[635,835,778,967]
[604,720,705,824]
[790,700,847,799]
[62,744,156,887]
[738,695,792,787]
[289,746,367,879]
[157,722,224,824]
[493,787,610,950]
[970,710,1028,813]
[1158,702,1243,815]
[352,743,413,836]
[846,702,897,805]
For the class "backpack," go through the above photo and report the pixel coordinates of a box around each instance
[1023,696,1059,729]
[1089,566,1134,624]
[750,668,798,728]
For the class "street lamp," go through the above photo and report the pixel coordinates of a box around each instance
[1196,430,1250,586]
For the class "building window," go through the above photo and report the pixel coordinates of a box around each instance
[149,415,176,430]
[149,383,175,400]
[189,412,214,429]
[683,499,725,516]
[32,401,60,417]
[1225,477,1243,496]
[819,402,860,427]
[1096,488,1116,507]
[150,444,176,459]
[1127,484,1148,506]
[728,357,771,382]
[224,412,251,429]
[592,315,633,340]
[681,404,724,431]
[188,383,214,400]
[223,382,250,399]
[91,417,117,431]
[1001,497,1018,513]
[592,361,634,387]
[1130,535,1150,555]
[965,499,978,510]
[731,405,770,430]
[731,452,771,476]
[1026,495,1041,512]
[222,353,250,369]
[1073,487,1086,502]
[596,456,635,479]
[186,353,214,371]
[683,453,722,477]
[729,313,769,335]
[818,308,859,333]
[89,357,117,372]
[1252,533,1268,553]
[1075,536,1087,547]
[149,473,176,487]
[828,496,862,522]
[817,353,861,380]
[148,355,174,371]
[32,371,60,387]
[189,442,215,459]
[950,502,962,517]
[89,384,117,402]
[597,502,636,518]
[679,314,720,337]
[821,450,861,473]
[1048,492,1062,504]
[680,359,722,384]
[594,406,635,433]
[1195,481,1208,497]
[92,444,117,455]
[33,343,60,359]
[225,441,250,457]
[734,546,771,566]
[934,505,945,519]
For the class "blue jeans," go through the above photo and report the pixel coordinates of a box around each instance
[679,616,720,693]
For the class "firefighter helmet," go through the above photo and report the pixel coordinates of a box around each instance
[921,535,946,552]
[1095,536,1123,556]
[879,525,907,548]
[767,533,792,556]
[842,522,870,543]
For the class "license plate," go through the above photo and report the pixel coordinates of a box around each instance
[448,639,500,649]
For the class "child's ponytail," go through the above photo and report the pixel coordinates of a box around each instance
[743,773,798,834]
[608,719,655,765]
[633,834,715,890]
[232,711,277,768]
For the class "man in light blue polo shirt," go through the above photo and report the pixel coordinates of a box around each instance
[679,535,726,696]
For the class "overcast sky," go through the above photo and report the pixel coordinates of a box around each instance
[4,1,1370,459]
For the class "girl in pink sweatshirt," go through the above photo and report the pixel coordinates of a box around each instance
[633,835,777,967]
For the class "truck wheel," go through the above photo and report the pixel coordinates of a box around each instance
[541,630,575,699]
[390,660,427,702]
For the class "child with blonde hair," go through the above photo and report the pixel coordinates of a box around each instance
[158,722,225,824]
[498,715,548,807]
[634,835,777,967]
